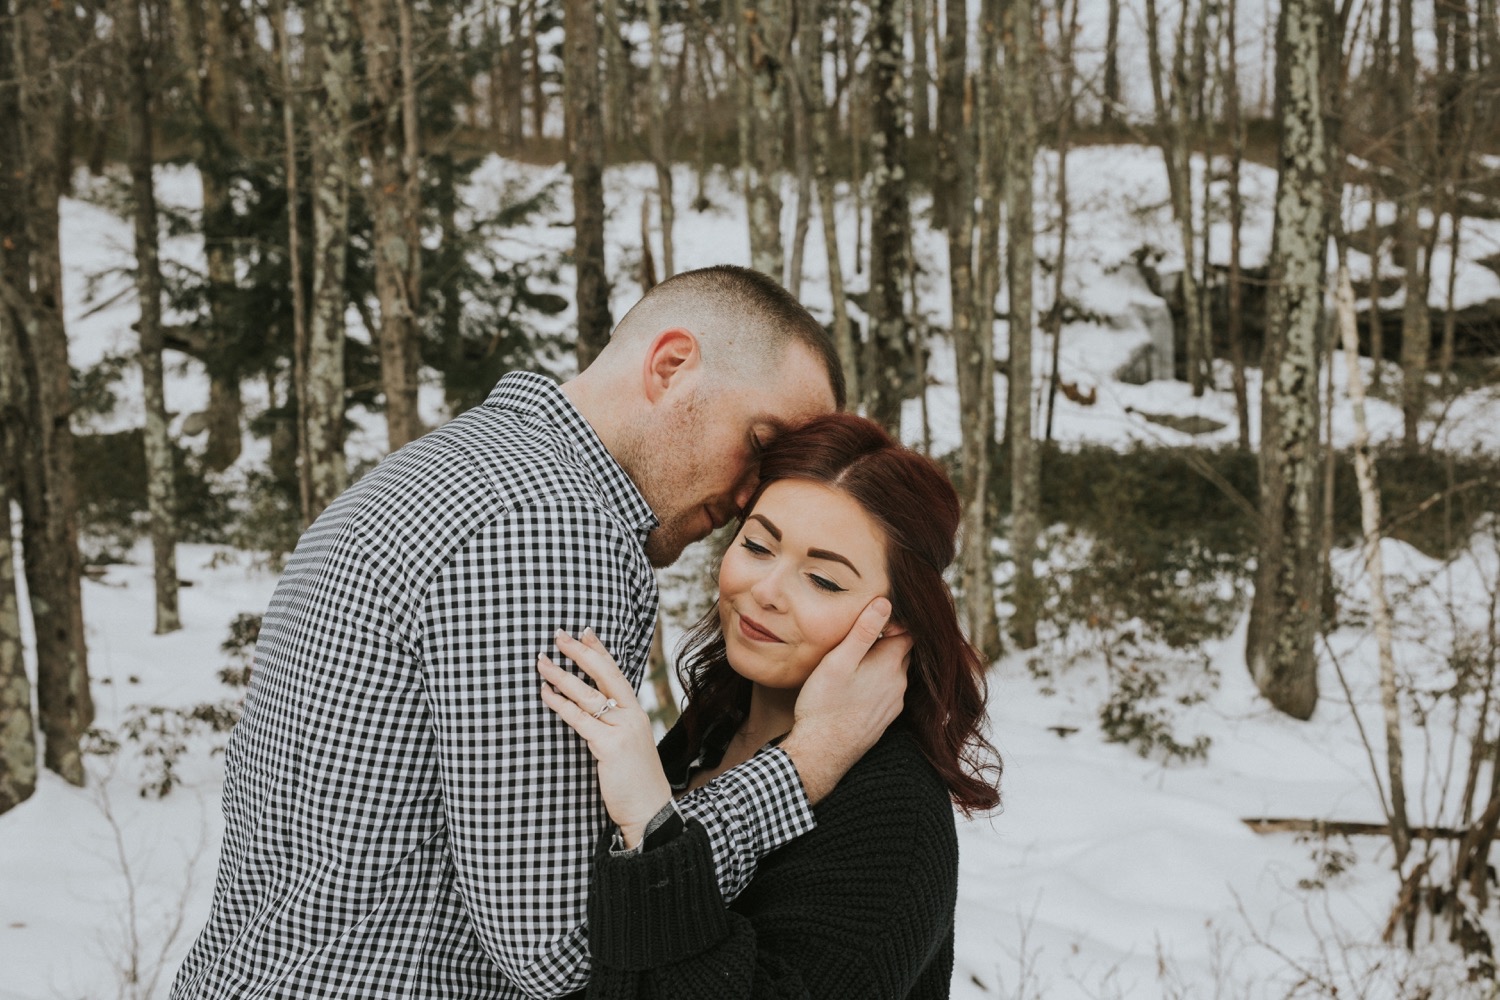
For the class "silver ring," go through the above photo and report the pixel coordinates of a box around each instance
[591,698,618,720]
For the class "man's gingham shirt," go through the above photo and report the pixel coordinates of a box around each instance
[171,373,816,1000]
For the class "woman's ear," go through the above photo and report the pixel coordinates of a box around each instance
[881,621,910,639]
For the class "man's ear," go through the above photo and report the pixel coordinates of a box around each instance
[641,328,701,404]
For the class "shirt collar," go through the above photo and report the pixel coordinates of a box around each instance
[483,371,659,536]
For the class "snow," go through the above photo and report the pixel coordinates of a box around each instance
[5,140,1500,997]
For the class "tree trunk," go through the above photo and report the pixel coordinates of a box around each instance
[786,9,815,300]
[528,0,546,140]
[1396,0,1429,450]
[119,0,181,634]
[1045,0,1080,446]
[1145,0,1209,395]
[305,0,355,516]
[602,0,630,148]
[745,0,788,280]
[969,0,1003,658]
[807,15,859,405]
[940,0,981,646]
[8,0,92,784]
[353,0,424,452]
[1335,264,1412,864]
[911,0,933,142]
[1247,0,1330,721]
[564,0,613,370]
[1103,0,1122,125]
[0,469,35,815]
[1004,0,1041,650]
[0,49,36,806]
[1225,0,1252,450]
[866,0,912,433]
[646,0,676,281]
[183,1,244,472]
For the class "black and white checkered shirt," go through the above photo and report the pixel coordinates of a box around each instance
[171,373,816,1000]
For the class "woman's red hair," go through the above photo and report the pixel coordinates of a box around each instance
[676,413,1002,814]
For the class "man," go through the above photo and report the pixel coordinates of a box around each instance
[172,266,909,1000]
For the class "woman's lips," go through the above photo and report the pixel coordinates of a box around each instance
[737,613,783,643]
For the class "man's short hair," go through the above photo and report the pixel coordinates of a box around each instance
[613,265,847,409]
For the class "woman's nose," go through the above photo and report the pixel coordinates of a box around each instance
[750,569,786,610]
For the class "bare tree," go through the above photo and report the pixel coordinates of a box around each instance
[1,0,93,784]
[117,0,182,634]
[910,0,933,142]
[1145,0,1211,395]
[1247,0,1331,721]
[938,0,998,656]
[1334,263,1412,864]
[1223,0,1252,450]
[353,0,425,451]
[167,0,243,471]
[564,0,613,368]
[866,0,913,432]
[305,0,356,516]
[1395,0,1430,450]
[645,0,677,280]
[1005,0,1041,650]
[743,0,790,280]
[0,69,35,804]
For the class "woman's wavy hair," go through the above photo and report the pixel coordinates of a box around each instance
[675,412,1002,815]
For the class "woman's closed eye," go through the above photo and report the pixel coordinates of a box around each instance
[741,538,772,556]
[808,574,846,594]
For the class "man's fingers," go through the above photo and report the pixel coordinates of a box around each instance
[843,597,893,651]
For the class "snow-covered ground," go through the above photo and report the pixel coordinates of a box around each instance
[4,145,1500,998]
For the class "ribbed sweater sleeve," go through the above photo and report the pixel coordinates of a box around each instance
[584,728,959,1000]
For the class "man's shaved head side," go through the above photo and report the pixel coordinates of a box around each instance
[607,265,846,409]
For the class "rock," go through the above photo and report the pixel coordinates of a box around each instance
[1124,407,1228,436]
[181,411,210,437]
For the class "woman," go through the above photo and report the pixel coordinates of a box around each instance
[538,413,1002,999]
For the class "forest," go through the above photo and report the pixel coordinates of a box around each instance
[2,0,1500,996]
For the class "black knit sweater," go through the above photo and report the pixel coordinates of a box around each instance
[581,722,959,1000]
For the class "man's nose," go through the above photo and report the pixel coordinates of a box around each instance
[731,476,757,512]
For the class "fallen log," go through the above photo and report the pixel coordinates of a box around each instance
[1242,817,1468,840]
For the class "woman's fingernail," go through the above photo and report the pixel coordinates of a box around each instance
[583,627,595,639]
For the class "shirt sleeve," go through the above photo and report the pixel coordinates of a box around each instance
[420,501,656,999]
[671,747,816,903]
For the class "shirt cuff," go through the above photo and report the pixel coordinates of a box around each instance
[696,745,816,855]
[608,798,685,856]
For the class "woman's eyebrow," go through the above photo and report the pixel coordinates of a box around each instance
[808,548,862,578]
[747,513,782,541]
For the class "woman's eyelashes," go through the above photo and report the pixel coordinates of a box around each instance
[740,537,849,594]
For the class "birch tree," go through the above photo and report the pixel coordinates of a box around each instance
[1247,0,1330,720]
[1335,264,1412,863]
[353,0,425,451]
[1005,0,1042,649]
[564,0,613,368]
[305,0,356,516]
[118,0,181,633]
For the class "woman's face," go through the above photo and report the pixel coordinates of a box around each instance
[718,479,892,690]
